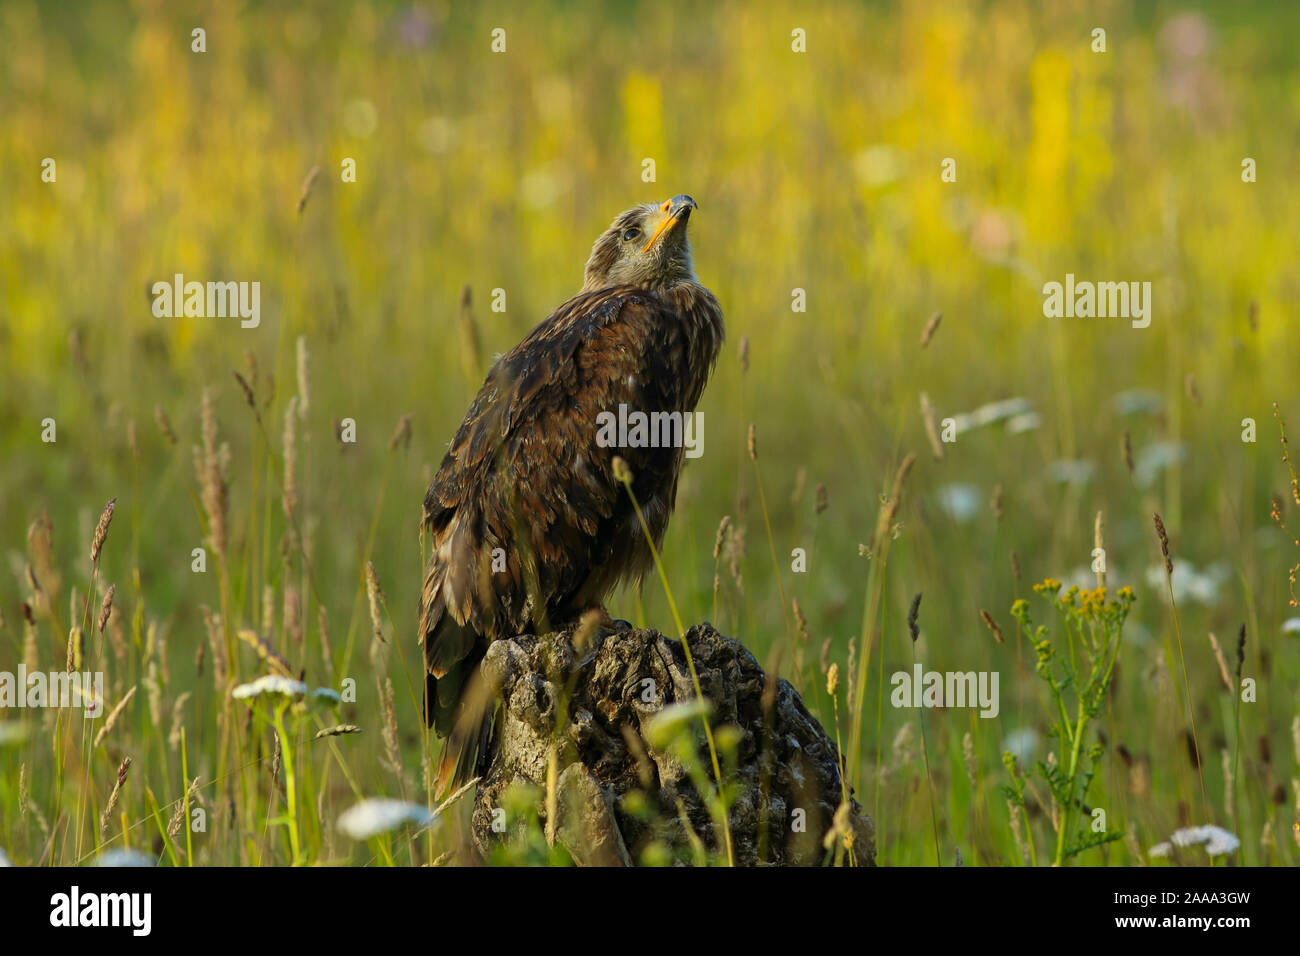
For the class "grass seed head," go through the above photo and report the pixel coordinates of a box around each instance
[791,597,809,643]
[154,405,177,445]
[1153,512,1173,574]
[1207,632,1232,691]
[920,310,942,348]
[574,607,602,652]
[198,388,228,561]
[907,592,922,642]
[962,732,977,788]
[297,164,321,216]
[790,466,806,507]
[90,497,116,563]
[980,609,1004,643]
[365,562,388,644]
[66,626,84,672]
[100,756,132,838]
[233,370,258,416]
[318,606,334,667]
[237,628,294,679]
[920,392,943,460]
[314,724,362,740]
[712,514,731,560]
[389,413,413,452]
[94,686,136,750]
[1236,623,1246,681]
[457,284,484,384]
[97,584,115,634]
[296,335,311,419]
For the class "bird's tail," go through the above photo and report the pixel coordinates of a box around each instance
[427,651,496,796]
[420,550,496,795]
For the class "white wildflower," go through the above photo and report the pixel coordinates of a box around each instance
[94,848,155,867]
[231,675,308,701]
[337,799,435,841]
[1149,824,1240,859]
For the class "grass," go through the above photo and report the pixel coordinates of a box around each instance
[1,0,1299,866]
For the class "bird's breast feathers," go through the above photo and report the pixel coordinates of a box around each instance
[419,280,723,652]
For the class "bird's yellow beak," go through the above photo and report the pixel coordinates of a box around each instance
[641,194,697,253]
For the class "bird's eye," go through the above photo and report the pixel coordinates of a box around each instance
[622,226,642,243]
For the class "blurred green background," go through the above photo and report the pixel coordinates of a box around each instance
[1,0,1297,865]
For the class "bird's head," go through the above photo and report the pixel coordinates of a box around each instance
[582,194,698,292]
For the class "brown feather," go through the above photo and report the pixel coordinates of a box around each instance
[418,197,724,792]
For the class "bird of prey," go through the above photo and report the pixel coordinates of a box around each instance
[418,195,724,793]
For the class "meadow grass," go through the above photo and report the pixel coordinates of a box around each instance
[1,0,1298,865]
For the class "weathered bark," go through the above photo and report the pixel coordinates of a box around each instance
[471,622,875,866]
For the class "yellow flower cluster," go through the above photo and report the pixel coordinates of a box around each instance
[1025,578,1136,620]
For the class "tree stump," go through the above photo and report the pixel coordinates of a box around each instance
[471,622,875,866]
